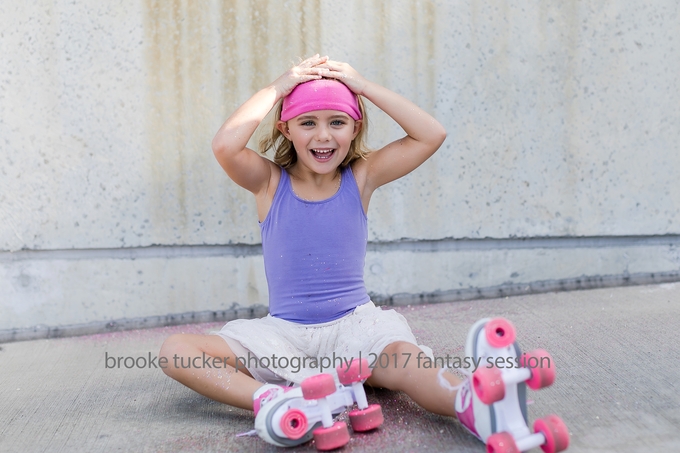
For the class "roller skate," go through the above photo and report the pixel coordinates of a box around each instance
[455,318,570,453]
[254,358,383,450]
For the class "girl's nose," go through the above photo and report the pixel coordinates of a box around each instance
[315,125,331,141]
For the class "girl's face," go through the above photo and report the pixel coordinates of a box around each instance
[277,110,362,175]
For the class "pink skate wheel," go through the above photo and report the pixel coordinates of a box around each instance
[473,366,505,404]
[279,408,308,440]
[337,358,372,384]
[534,414,570,453]
[485,318,516,348]
[523,349,556,390]
[301,374,337,400]
[313,421,350,451]
[349,404,383,431]
[486,432,520,453]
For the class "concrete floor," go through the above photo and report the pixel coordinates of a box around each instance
[1,283,679,453]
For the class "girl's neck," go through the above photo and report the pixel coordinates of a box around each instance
[287,165,343,201]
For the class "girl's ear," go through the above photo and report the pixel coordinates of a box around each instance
[352,120,363,139]
[276,120,291,139]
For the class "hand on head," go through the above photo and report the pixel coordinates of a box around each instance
[315,60,368,96]
[272,54,329,98]
[272,55,368,99]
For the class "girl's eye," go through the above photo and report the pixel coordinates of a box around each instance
[301,121,315,126]
[331,120,346,126]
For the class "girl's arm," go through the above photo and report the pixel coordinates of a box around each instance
[211,55,328,194]
[319,60,447,194]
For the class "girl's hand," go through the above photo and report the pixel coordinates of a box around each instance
[271,54,329,99]
[316,60,369,96]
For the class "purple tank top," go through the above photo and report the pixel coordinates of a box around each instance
[260,166,370,324]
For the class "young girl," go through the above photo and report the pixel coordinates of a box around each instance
[159,55,531,449]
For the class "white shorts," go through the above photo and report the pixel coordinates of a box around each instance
[212,302,434,385]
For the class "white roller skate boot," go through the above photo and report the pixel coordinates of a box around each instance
[455,318,570,453]
[254,358,383,451]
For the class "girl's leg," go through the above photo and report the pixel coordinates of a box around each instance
[159,334,263,410]
[365,341,461,417]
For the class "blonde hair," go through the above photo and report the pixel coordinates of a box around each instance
[259,96,371,168]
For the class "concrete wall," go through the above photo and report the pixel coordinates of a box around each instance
[2,1,679,338]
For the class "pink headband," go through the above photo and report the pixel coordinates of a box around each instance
[280,79,362,122]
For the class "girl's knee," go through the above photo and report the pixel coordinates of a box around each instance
[381,341,422,358]
[159,334,189,377]
[159,333,239,379]
[367,341,421,390]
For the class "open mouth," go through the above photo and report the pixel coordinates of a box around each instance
[310,149,335,161]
